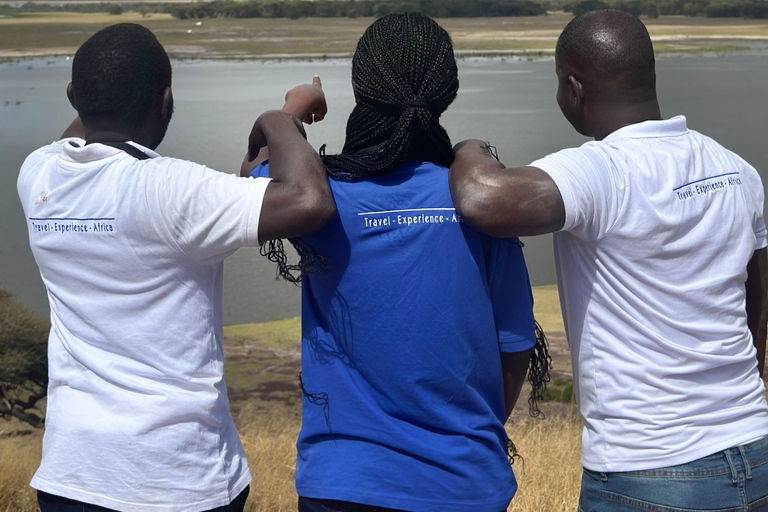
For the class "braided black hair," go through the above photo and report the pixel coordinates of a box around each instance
[262,12,459,282]
[323,11,459,178]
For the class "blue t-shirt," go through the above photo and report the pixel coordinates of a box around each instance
[252,161,536,512]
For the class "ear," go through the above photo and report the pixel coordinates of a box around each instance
[66,83,76,110]
[568,75,584,108]
[351,79,359,104]
[161,87,173,121]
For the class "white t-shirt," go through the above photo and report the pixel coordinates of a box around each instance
[17,139,272,511]
[532,116,768,472]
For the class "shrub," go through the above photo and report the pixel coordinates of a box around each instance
[0,289,48,428]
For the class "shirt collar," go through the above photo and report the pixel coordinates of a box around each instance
[59,138,161,163]
[602,115,689,143]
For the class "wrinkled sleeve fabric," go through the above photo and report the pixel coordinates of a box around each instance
[17,140,76,212]
[152,158,271,265]
[738,158,768,250]
[531,145,624,241]
[484,236,537,353]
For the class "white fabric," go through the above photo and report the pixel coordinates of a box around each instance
[17,138,272,511]
[532,116,768,472]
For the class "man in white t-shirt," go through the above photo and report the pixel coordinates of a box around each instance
[449,10,768,511]
[17,23,335,512]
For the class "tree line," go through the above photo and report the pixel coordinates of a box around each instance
[566,0,768,17]
[2,0,767,19]
[164,0,547,19]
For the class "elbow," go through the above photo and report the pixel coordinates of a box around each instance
[453,183,518,238]
[293,186,337,237]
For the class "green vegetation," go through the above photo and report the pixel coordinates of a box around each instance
[164,0,547,20]
[1,0,767,20]
[566,0,768,17]
[541,376,575,403]
[0,290,48,428]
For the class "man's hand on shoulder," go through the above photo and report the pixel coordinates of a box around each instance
[448,139,566,238]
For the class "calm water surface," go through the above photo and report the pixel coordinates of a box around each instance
[1,54,766,324]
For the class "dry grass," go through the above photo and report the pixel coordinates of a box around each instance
[0,409,583,512]
[0,433,41,512]
[0,284,580,511]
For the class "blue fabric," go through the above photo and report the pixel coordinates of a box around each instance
[579,436,768,512]
[252,161,536,512]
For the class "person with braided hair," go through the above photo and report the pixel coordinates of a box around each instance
[245,12,550,512]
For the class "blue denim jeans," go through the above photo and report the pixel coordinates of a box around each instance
[579,436,768,511]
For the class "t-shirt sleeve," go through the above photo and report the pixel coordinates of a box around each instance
[531,145,625,240]
[741,162,767,250]
[153,159,272,265]
[484,237,537,353]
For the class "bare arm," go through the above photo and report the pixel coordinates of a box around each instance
[448,139,566,238]
[240,75,327,177]
[746,247,768,378]
[501,350,531,422]
[250,110,335,241]
[61,117,84,139]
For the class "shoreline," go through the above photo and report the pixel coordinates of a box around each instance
[1,12,767,61]
[2,44,766,63]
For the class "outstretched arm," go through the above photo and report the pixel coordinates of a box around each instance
[241,75,327,177]
[449,139,566,238]
[746,247,768,377]
[251,110,335,242]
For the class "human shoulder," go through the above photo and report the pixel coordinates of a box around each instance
[18,138,84,193]
[531,142,612,173]
[21,138,82,171]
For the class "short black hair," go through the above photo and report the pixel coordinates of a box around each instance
[71,23,171,128]
[556,10,655,92]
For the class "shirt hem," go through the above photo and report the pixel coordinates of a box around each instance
[30,470,252,512]
[582,423,768,473]
[297,485,514,512]
[531,159,577,233]
[245,177,272,246]
[498,334,537,353]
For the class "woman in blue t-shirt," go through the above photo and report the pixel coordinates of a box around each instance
[246,12,549,512]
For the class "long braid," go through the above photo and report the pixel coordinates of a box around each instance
[267,12,459,281]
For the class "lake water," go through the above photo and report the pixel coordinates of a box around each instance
[1,53,767,325]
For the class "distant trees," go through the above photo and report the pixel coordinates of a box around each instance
[568,0,609,15]
[0,0,766,20]
[0,290,48,428]
[108,3,123,15]
[565,0,766,17]
[166,0,547,20]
